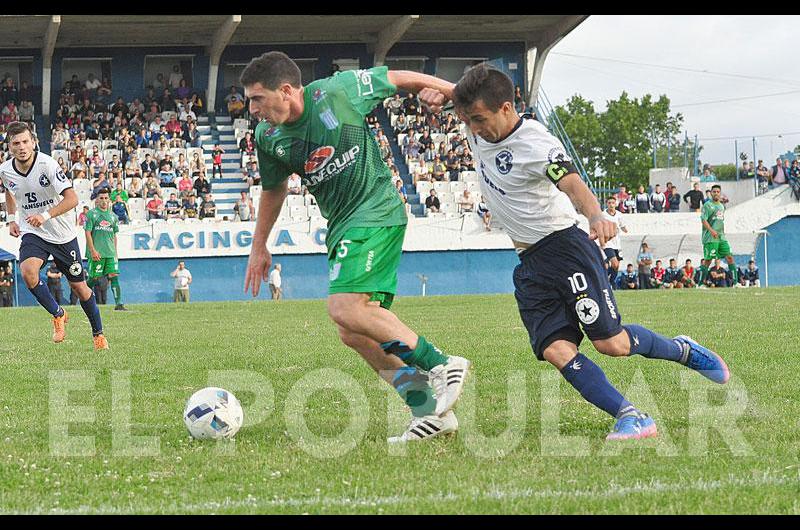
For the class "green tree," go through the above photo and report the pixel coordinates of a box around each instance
[553,95,603,177]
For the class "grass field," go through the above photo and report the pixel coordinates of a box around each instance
[1,287,799,514]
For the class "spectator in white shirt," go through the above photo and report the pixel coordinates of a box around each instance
[168,65,184,90]
[171,261,192,303]
[268,264,282,300]
[287,173,302,195]
[649,184,667,213]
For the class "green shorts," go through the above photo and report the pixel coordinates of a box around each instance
[87,257,119,278]
[703,239,731,260]
[328,225,406,309]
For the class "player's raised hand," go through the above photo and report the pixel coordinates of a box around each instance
[91,249,101,262]
[588,214,617,247]
[418,88,448,113]
[8,221,20,237]
[244,244,272,297]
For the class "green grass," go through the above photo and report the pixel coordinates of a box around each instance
[1,287,800,514]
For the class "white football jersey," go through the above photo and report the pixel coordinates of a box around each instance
[602,209,626,250]
[467,116,579,246]
[0,151,76,244]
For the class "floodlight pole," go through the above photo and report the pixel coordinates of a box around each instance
[206,15,241,116]
[41,15,61,119]
[417,274,428,297]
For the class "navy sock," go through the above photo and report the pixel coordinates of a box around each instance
[391,366,436,417]
[560,353,631,418]
[624,324,684,362]
[80,294,103,336]
[29,280,63,317]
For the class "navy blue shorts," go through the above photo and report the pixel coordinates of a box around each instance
[19,233,86,283]
[513,225,623,360]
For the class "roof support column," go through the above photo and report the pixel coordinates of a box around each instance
[371,15,419,67]
[206,15,241,116]
[41,15,61,119]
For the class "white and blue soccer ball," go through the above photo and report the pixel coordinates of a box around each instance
[183,387,244,440]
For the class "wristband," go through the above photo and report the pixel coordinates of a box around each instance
[6,214,16,223]
[40,211,52,222]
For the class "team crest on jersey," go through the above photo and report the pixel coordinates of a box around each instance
[275,145,286,157]
[575,297,600,325]
[39,174,51,188]
[56,170,67,182]
[312,88,325,102]
[305,146,336,174]
[495,150,513,174]
[264,126,280,138]
[5,180,16,190]
[69,262,83,277]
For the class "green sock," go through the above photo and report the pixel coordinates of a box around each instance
[698,265,708,284]
[729,263,738,284]
[381,336,449,371]
[391,366,437,417]
[110,276,123,305]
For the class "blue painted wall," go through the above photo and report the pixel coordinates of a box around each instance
[741,215,800,287]
[15,249,519,306]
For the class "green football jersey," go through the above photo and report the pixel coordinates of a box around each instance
[701,200,726,244]
[254,66,407,253]
[85,207,119,258]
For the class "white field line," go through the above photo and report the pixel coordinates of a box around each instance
[7,469,800,514]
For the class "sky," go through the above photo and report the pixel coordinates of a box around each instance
[541,15,800,166]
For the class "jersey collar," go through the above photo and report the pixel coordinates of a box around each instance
[486,117,525,145]
[12,151,38,178]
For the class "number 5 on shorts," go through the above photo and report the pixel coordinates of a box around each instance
[337,239,352,259]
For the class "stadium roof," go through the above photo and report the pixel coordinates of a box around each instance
[0,15,587,48]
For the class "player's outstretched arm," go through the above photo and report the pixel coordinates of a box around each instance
[245,180,288,297]
[387,71,455,112]
[557,173,617,247]
[4,189,20,237]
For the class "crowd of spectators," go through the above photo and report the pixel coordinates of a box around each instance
[614,251,760,291]
[610,181,727,214]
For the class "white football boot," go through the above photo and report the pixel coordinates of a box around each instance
[387,410,458,443]
[428,355,471,416]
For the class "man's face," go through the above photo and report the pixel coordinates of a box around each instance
[8,130,34,161]
[606,198,617,211]
[711,187,721,201]
[178,262,184,270]
[244,82,292,125]
[457,99,516,143]
[96,193,110,209]
[669,259,676,268]
[694,183,700,190]
[749,262,755,270]
[627,265,633,272]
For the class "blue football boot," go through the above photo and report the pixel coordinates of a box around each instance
[606,411,658,441]
[674,335,730,384]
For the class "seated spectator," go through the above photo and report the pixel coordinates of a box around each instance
[1,77,18,107]
[112,195,130,224]
[141,153,157,175]
[457,189,475,213]
[107,154,123,181]
[707,259,727,288]
[199,193,217,219]
[160,89,177,113]
[193,173,211,197]
[663,258,682,289]
[177,171,193,199]
[621,264,638,290]
[444,149,460,181]
[125,155,141,180]
[386,93,404,115]
[18,100,34,123]
[680,259,697,288]
[395,179,407,204]
[179,103,197,124]
[460,148,475,171]
[287,173,302,195]
[166,115,182,138]
[190,151,206,178]
[402,93,420,116]
[135,127,153,148]
[431,155,448,182]
[71,156,88,180]
[476,199,491,231]
[56,156,70,176]
[127,176,143,198]
[183,121,201,148]
[394,114,409,135]
[242,160,260,187]
[425,189,440,213]
[175,153,189,175]
[302,186,316,206]
[91,172,112,199]
[650,259,666,288]
[165,192,182,219]
[226,86,245,118]
[144,173,161,198]
[51,122,70,149]
[158,162,177,188]
[110,182,129,203]
[239,131,255,157]
[741,259,760,287]
[84,73,101,99]
[233,191,254,222]
[146,194,164,220]
[176,78,191,101]
[405,136,420,159]
[182,194,199,219]
[418,130,433,152]
[190,93,204,115]
[1,100,19,124]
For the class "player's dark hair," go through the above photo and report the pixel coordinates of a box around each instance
[711,184,722,191]
[240,51,302,90]
[453,64,514,113]
[6,121,33,140]
[96,188,110,197]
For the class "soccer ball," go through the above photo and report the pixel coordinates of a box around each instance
[183,387,244,440]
